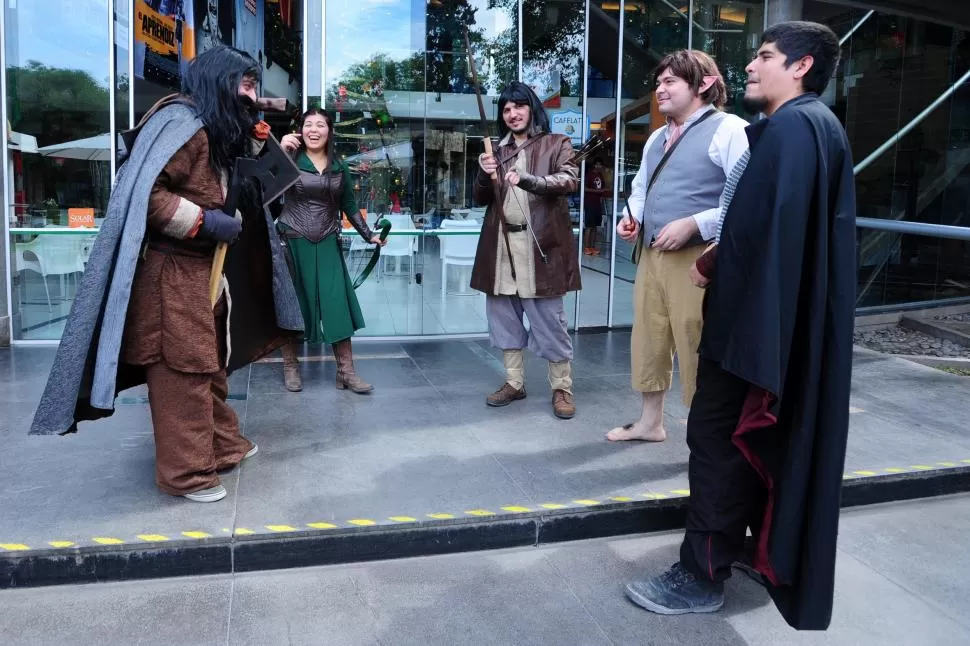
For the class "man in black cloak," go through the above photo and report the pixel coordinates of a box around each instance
[624,21,856,630]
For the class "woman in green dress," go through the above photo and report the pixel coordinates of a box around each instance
[277,108,385,393]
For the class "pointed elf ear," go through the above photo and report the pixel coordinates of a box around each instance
[699,75,719,94]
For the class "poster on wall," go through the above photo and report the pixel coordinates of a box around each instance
[549,109,586,147]
[133,0,197,87]
[235,0,265,65]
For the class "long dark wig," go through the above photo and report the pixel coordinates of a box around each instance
[297,108,337,162]
[496,82,550,138]
[181,46,261,174]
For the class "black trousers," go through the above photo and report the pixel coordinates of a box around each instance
[679,357,768,582]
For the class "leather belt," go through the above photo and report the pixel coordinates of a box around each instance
[503,223,528,233]
[146,240,213,258]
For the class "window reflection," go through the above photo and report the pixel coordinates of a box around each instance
[322,0,518,335]
[805,0,970,307]
[5,1,110,340]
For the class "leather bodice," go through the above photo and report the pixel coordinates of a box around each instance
[278,169,372,243]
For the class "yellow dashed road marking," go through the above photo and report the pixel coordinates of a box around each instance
[0,544,30,551]
[465,510,495,517]
[5,457,969,551]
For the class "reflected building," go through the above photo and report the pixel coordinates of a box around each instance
[1,0,969,343]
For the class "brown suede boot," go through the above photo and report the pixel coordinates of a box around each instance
[486,383,527,407]
[281,342,302,392]
[333,339,373,394]
[552,389,575,419]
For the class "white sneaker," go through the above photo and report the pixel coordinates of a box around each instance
[183,485,227,503]
[244,443,258,459]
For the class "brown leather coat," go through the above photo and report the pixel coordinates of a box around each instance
[470,133,580,297]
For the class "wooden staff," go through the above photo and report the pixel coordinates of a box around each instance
[464,31,497,181]
[209,242,228,306]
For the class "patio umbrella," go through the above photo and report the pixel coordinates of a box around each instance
[38,133,113,161]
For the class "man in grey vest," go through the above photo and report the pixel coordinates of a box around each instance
[607,50,749,443]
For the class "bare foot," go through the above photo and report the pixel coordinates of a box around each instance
[606,423,666,442]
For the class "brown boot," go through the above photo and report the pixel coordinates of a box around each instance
[486,383,527,407]
[552,389,575,419]
[333,339,373,394]
[281,342,302,392]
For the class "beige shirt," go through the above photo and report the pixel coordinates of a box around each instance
[494,141,537,297]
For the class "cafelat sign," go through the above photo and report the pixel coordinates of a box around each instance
[550,109,585,146]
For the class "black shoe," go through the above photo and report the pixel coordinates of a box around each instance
[625,563,724,615]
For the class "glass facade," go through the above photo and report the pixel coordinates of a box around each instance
[11,1,969,343]
[805,1,970,309]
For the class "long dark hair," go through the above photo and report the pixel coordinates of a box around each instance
[496,82,550,138]
[298,108,336,161]
[181,46,261,173]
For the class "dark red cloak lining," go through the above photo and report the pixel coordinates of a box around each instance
[731,386,781,586]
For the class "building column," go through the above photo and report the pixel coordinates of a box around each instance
[767,0,804,26]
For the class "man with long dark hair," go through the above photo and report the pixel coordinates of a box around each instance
[31,46,304,504]
[624,22,855,630]
[471,81,580,419]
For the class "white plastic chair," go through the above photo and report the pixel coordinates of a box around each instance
[381,213,419,283]
[15,235,87,310]
[439,219,481,299]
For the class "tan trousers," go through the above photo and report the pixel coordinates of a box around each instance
[146,362,253,495]
[631,245,706,407]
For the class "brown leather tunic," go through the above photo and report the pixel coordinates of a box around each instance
[470,133,581,297]
[278,160,373,243]
[122,128,228,373]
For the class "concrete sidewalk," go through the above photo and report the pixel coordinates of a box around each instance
[2,332,970,587]
[2,495,968,645]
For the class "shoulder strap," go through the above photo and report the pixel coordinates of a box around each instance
[632,108,718,264]
[645,108,717,192]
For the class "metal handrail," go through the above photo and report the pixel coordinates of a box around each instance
[856,217,970,241]
[840,10,874,46]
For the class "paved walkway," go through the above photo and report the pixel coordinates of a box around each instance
[2,332,969,557]
[2,494,968,645]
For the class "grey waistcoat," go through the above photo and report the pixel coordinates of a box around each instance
[641,111,727,245]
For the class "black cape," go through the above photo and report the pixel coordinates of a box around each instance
[700,94,857,629]
[30,99,303,436]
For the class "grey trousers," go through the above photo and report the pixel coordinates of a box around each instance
[486,294,573,362]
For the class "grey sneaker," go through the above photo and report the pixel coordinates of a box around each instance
[625,563,724,615]
[183,485,227,503]
[244,443,259,460]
